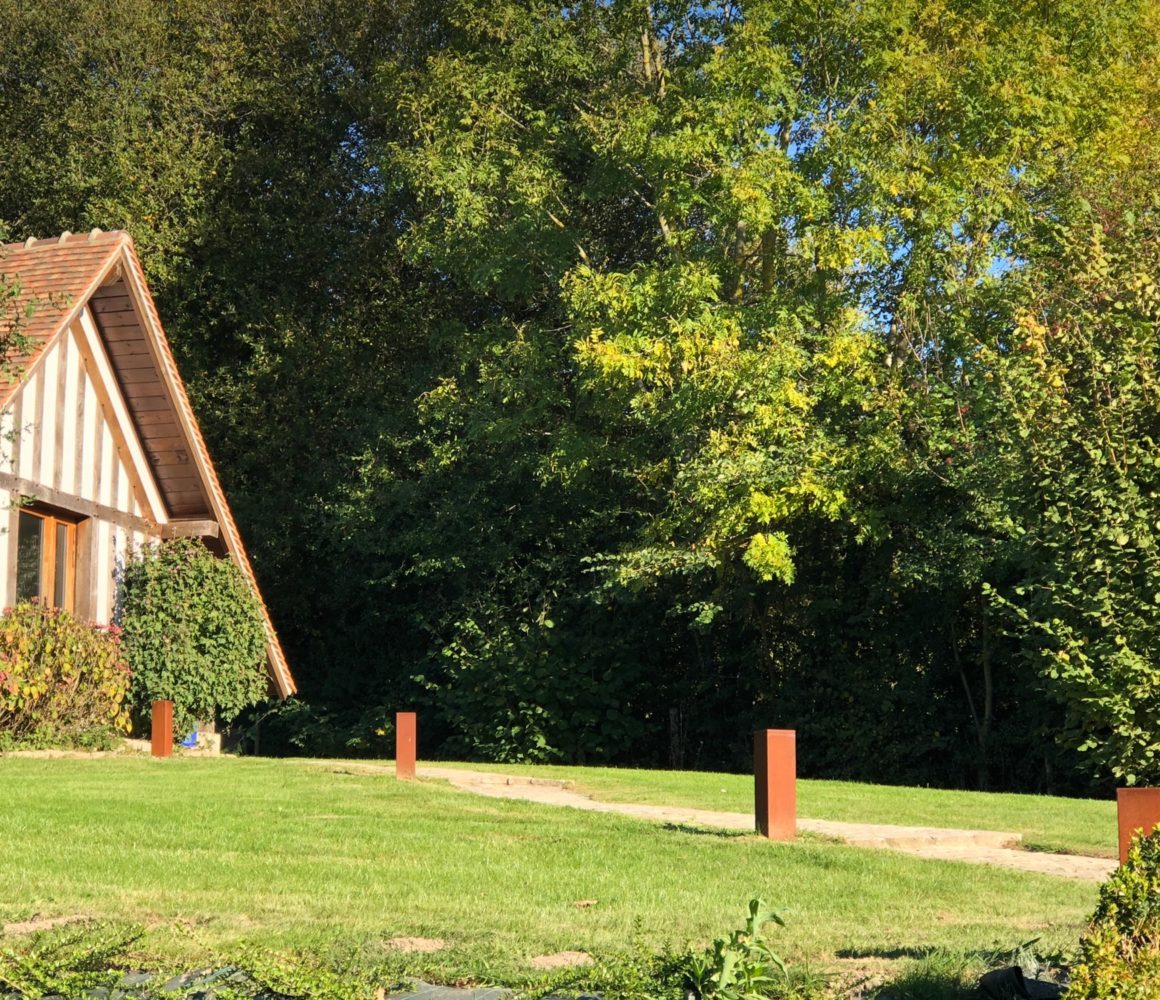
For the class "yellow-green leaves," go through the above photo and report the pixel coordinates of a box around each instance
[743,532,796,584]
[567,246,885,588]
[567,262,740,399]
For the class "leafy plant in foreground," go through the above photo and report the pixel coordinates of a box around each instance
[1067,829,1160,998]
[0,921,140,999]
[0,923,397,1000]
[220,945,396,1000]
[685,899,820,1000]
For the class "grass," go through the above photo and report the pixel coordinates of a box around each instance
[429,761,1119,858]
[0,756,1099,990]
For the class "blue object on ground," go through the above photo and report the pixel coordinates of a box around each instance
[180,730,198,748]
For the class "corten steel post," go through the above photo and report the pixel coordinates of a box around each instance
[396,712,417,780]
[1117,788,1160,863]
[151,700,174,758]
[754,729,796,840]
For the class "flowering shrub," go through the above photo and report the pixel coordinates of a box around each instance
[119,539,267,734]
[0,602,131,743]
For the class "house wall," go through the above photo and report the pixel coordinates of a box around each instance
[0,306,162,621]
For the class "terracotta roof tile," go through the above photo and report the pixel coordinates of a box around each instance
[0,230,129,389]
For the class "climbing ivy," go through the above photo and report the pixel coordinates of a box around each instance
[119,539,267,734]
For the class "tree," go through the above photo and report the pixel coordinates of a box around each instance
[2,0,1158,785]
[994,205,1160,785]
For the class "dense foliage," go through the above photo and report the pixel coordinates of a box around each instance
[0,602,130,745]
[119,540,267,733]
[0,223,36,380]
[1068,829,1160,998]
[251,698,394,759]
[2,0,1158,788]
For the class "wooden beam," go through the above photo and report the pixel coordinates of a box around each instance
[73,308,168,523]
[161,519,219,540]
[0,471,159,536]
[5,502,17,610]
[74,516,98,621]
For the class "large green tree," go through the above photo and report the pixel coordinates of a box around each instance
[1,0,1158,786]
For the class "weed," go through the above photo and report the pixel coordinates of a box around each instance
[684,900,825,1000]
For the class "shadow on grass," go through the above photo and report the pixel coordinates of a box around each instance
[837,946,941,961]
[846,950,987,1000]
[851,943,1068,1000]
[659,822,750,838]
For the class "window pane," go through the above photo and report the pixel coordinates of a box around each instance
[16,512,43,602]
[54,522,68,608]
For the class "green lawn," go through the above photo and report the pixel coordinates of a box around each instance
[428,761,1119,858]
[0,757,1098,988]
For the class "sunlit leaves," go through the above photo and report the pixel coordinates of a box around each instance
[991,208,1160,783]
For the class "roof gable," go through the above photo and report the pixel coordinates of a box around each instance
[3,316,162,520]
[1,231,125,387]
[0,231,295,698]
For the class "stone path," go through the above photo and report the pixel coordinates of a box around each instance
[417,766,1116,881]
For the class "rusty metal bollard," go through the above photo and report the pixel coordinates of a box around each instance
[396,712,417,780]
[754,729,796,840]
[151,700,174,758]
[1117,787,1160,863]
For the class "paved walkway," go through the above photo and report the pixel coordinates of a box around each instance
[417,767,1116,881]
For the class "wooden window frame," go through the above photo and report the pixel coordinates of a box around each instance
[16,506,78,612]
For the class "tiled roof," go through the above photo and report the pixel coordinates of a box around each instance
[0,230,129,388]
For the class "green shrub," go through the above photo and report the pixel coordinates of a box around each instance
[1067,829,1160,999]
[119,539,267,734]
[0,921,390,1000]
[0,601,130,744]
[0,921,141,998]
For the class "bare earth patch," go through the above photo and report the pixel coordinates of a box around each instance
[529,951,592,970]
[387,937,446,953]
[3,914,91,935]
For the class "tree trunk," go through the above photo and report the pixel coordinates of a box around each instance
[978,612,994,790]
